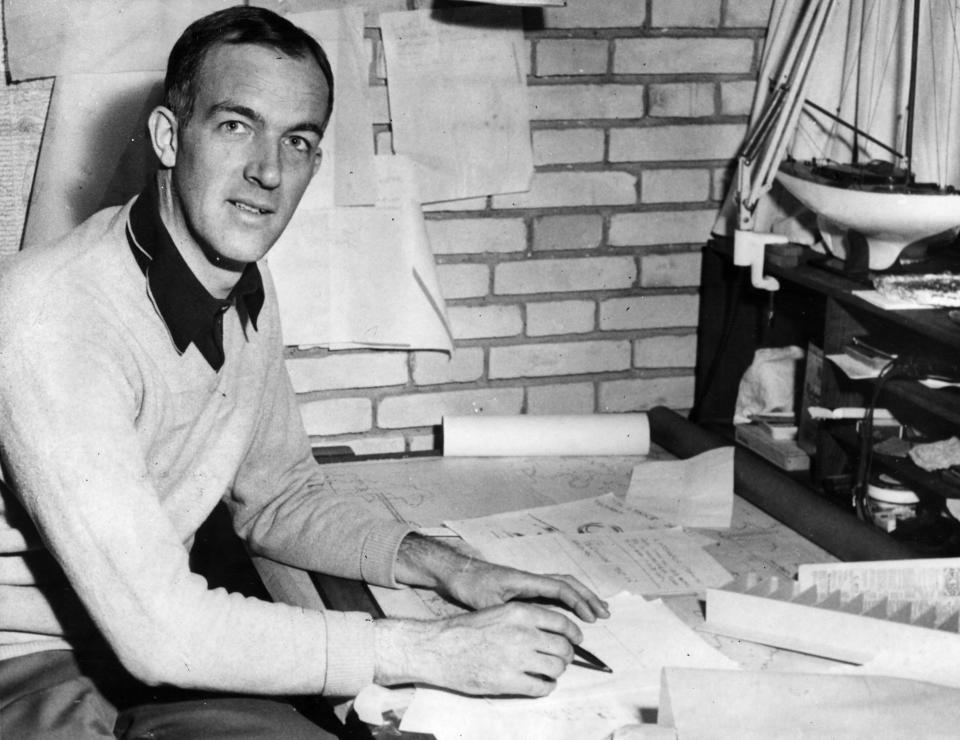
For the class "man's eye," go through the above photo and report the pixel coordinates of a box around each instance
[221,120,247,134]
[287,135,312,153]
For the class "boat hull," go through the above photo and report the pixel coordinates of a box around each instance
[777,168,960,270]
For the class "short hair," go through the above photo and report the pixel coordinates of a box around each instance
[163,5,334,134]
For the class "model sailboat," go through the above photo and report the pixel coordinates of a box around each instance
[731,0,960,285]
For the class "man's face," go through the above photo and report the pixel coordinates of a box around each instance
[168,42,330,269]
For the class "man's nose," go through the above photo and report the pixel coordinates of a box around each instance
[244,139,282,189]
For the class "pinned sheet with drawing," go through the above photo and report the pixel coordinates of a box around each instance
[399,593,738,740]
[626,447,734,529]
[379,7,533,203]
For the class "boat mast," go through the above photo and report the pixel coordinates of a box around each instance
[903,0,921,185]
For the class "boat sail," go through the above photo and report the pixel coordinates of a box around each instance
[728,0,960,283]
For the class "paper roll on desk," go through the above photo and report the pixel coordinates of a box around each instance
[442,414,650,457]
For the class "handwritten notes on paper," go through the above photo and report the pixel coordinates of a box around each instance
[379,8,533,203]
[626,447,734,529]
[474,528,732,598]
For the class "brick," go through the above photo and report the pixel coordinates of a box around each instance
[641,169,711,203]
[651,0,721,28]
[542,0,646,29]
[533,214,603,252]
[298,397,372,436]
[437,264,490,299]
[368,85,390,124]
[426,218,526,255]
[448,304,523,340]
[725,0,774,28]
[409,432,438,452]
[721,80,756,116]
[496,256,636,295]
[526,300,595,337]
[286,354,408,393]
[599,375,695,411]
[640,252,702,287]
[532,128,605,166]
[609,123,747,162]
[528,84,645,120]
[527,382,596,414]
[490,340,631,379]
[491,171,637,209]
[324,435,407,456]
[633,334,697,368]
[648,83,714,118]
[614,38,754,75]
[423,196,489,213]
[600,295,700,330]
[609,208,718,246]
[536,39,609,77]
[713,166,733,201]
[413,347,485,385]
[377,388,523,428]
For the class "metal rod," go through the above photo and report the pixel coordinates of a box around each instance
[802,99,905,158]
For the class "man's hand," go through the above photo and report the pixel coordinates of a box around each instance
[394,533,609,622]
[374,602,581,697]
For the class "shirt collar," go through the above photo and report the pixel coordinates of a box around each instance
[126,179,264,371]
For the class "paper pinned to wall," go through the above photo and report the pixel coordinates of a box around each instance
[292,8,376,207]
[3,0,230,81]
[22,72,164,248]
[267,154,452,351]
[379,7,533,203]
[626,447,735,529]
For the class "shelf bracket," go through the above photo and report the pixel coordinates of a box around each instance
[733,229,787,291]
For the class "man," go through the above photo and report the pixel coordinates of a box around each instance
[0,7,607,739]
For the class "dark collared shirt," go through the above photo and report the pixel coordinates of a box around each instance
[125,180,264,371]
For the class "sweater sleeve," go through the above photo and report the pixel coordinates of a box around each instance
[225,266,413,589]
[0,280,378,697]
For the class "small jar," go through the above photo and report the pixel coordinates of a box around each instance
[864,474,919,533]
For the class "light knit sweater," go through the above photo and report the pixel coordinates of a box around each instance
[0,199,412,696]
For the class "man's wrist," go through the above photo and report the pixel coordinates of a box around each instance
[373,617,439,687]
[394,532,469,590]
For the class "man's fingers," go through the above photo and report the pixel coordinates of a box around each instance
[546,573,610,621]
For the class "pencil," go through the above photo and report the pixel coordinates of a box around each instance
[571,644,612,673]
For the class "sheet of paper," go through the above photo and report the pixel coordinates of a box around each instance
[400,593,738,740]
[444,414,650,457]
[267,155,452,350]
[797,558,960,617]
[291,8,376,207]
[379,7,533,203]
[3,0,230,81]
[444,492,667,544]
[852,289,937,311]
[474,529,733,598]
[626,447,734,529]
[659,668,960,739]
[23,72,164,248]
[842,641,960,690]
[313,455,640,529]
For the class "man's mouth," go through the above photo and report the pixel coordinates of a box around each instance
[231,200,271,215]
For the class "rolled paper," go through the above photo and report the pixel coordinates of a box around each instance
[442,414,650,457]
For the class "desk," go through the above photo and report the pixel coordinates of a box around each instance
[269,408,916,736]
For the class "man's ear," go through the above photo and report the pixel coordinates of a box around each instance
[311,147,324,177]
[148,106,179,168]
